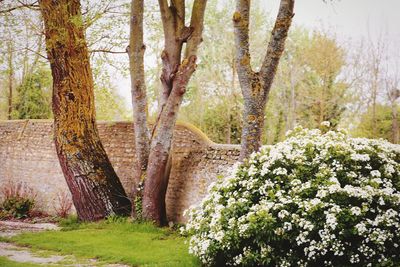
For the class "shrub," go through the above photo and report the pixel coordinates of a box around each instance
[183,126,400,267]
[0,181,37,219]
[54,191,73,218]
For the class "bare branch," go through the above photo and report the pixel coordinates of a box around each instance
[89,49,127,54]
[157,0,171,28]
[233,0,253,82]
[0,0,39,13]
[171,0,185,34]
[25,46,47,60]
[260,0,295,98]
[184,0,207,59]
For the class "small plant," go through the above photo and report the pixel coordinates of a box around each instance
[0,181,37,219]
[54,190,73,218]
[59,215,80,230]
[106,214,128,224]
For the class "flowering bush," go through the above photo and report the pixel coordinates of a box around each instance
[183,127,400,267]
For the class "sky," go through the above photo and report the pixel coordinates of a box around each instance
[262,0,400,44]
[116,0,400,108]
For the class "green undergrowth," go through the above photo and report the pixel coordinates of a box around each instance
[0,256,42,267]
[9,217,200,267]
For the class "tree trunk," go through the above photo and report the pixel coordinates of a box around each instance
[128,0,150,217]
[39,0,131,221]
[128,0,207,226]
[7,40,13,120]
[142,56,197,225]
[240,90,266,157]
[234,0,294,161]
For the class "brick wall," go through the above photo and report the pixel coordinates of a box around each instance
[0,120,240,222]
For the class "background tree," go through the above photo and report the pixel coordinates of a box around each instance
[38,0,131,221]
[233,0,295,160]
[13,67,52,119]
[0,0,131,122]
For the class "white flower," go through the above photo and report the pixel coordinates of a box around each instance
[273,167,288,176]
[355,222,367,234]
[351,154,370,162]
[278,209,290,219]
[321,121,331,127]
[370,170,381,178]
[350,207,362,216]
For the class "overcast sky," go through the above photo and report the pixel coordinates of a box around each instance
[262,0,400,43]
[117,0,400,108]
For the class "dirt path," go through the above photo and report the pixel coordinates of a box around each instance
[0,220,60,238]
[0,220,129,267]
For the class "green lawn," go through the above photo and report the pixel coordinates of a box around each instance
[8,219,200,267]
[0,256,42,267]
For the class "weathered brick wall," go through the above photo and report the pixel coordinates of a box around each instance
[0,120,240,222]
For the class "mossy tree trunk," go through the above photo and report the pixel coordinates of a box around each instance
[128,0,207,225]
[233,0,294,160]
[39,0,131,221]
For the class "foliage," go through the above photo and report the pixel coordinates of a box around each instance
[11,220,200,267]
[183,125,400,266]
[92,62,131,121]
[13,68,52,119]
[0,181,37,219]
[353,104,400,143]
[265,30,348,144]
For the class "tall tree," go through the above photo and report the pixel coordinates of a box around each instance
[38,0,131,221]
[128,0,207,225]
[233,0,294,160]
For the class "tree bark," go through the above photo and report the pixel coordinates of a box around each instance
[39,0,131,221]
[233,0,294,160]
[128,0,207,225]
[7,39,13,120]
[143,56,197,225]
[128,0,150,216]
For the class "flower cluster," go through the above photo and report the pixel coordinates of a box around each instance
[182,126,400,266]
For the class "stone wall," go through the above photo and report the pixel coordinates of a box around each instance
[0,120,240,222]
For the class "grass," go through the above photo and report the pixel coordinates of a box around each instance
[8,217,200,267]
[0,256,42,267]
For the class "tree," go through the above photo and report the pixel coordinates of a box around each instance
[178,0,269,145]
[38,0,131,221]
[13,67,52,119]
[295,32,348,129]
[353,104,399,142]
[233,0,295,160]
[128,0,207,225]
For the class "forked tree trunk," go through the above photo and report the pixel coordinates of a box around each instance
[129,0,207,225]
[39,0,131,221]
[233,0,294,160]
[143,56,197,225]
